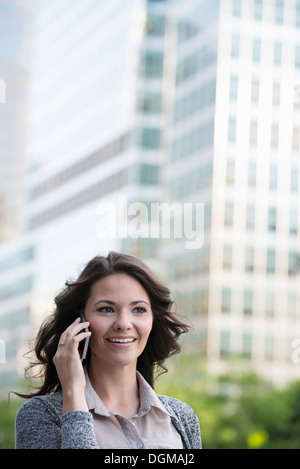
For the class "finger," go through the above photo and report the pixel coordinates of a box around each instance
[55,331,91,360]
[71,330,91,345]
[68,330,92,357]
[62,329,91,350]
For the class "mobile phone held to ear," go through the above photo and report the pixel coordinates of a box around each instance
[79,312,90,360]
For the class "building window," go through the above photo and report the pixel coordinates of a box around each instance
[224,201,234,227]
[140,50,164,78]
[172,121,214,160]
[251,79,259,104]
[0,246,35,273]
[291,168,299,193]
[268,207,277,232]
[137,92,162,114]
[195,289,209,315]
[244,290,253,316]
[245,246,254,272]
[297,0,300,28]
[288,293,296,320]
[220,331,231,357]
[288,251,299,276]
[176,42,218,84]
[267,249,276,274]
[242,333,252,358]
[248,161,256,187]
[223,244,232,269]
[226,158,235,185]
[230,75,238,100]
[221,288,231,313]
[253,38,261,62]
[139,164,159,185]
[249,121,258,145]
[265,335,274,361]
[228,117,236,142]
[233,0,241,17]
[254,0,263,21]
[139,128,161,149]
[289,208,298,235]
[246,203,255,230]
[30,134,129,199]
[266,291,275,318]
[274,42,282,65]
[0,277,33,301]
[174,79,216,124]
[31,170,128,229]
[275,0,284,25]
[231,34,240,58]
[295,45,300,69]
[146,14,165,37]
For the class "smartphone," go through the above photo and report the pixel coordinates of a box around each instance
[79,312,90,360]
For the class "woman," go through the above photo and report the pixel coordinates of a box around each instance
[15,252,201,449]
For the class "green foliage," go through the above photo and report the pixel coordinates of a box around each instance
[155,355,300,449]
[0,397,23,449]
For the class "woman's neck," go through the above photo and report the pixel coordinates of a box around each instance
[87,360,140,418]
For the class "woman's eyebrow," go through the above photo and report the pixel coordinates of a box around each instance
[94,299,149,306]
[130,300,149,306]
[94,299,115,306]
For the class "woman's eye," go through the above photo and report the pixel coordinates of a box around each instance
[132,307,146,314]
[98,307,113,313]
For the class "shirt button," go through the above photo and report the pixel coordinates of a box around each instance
[137,443,143,449]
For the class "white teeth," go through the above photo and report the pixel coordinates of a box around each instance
[108,338,135,343]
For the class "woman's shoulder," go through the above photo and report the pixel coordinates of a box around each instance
[15,391,65,449]
[16,391,63,421]
[157,394,201,449]
[157,394,197,418]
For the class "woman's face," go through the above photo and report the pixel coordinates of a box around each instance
[84,273,153,370]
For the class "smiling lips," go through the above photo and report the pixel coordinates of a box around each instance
[107,337,136,343]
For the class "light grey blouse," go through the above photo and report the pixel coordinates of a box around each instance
[84,369,183,449]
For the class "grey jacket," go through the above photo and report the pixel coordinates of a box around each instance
[15,391,201,449]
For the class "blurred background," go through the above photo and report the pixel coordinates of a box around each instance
[1,0,300,449]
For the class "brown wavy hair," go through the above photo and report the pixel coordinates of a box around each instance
[17,251,190,397]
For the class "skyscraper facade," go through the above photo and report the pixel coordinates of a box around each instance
[0,0,35,243]
[1,0,300,388]
[165,0,300,385]
[0,0,167,386]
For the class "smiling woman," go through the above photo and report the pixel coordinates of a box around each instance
[15,252,201,449]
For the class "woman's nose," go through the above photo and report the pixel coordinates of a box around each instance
[113,310,132,330]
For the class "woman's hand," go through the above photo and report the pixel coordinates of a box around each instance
[53,317,91,414]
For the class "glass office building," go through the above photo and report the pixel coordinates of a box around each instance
[1,0,300,388]
[165,0,300,385]
[0,0,35,243]
[0,0,35,383]
[0,0,166,386]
